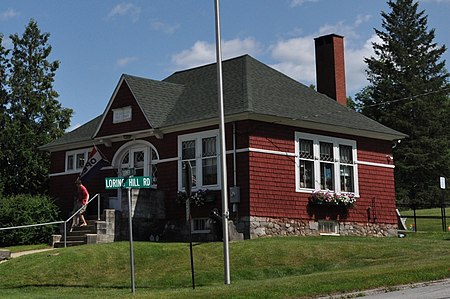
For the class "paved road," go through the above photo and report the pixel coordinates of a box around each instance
[321,279,450,299]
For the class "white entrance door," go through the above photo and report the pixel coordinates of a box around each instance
[114,147,150,211]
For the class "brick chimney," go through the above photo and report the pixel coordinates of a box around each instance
[314,34,347,106]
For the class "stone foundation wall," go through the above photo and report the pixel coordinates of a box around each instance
[242,216,397,238]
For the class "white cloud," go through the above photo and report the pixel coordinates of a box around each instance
[116,56,138,68]
[344,34,381,95]
[172,38,262,69]
[107,3,141,23]
[269,15,377,95]
[171,15,379,96]
[290,0,318,7]
[151,21,179,35]
[270,36,316,84]
[0,8,19,21]
[354,14,372,27]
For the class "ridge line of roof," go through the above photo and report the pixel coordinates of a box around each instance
[163,54,251,80]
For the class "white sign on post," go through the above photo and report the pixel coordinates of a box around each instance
[440,177,446,189]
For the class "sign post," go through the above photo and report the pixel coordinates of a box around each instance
[105,175,152,294]
[127,185,135,294]
[184,161,195,290]
[440,177,446,232]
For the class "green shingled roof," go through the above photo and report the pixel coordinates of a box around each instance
[42,55,405,150]
[162,55,405,137]
[40,115,102,150]
[123,74,184,128]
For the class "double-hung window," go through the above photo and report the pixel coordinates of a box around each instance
[65,148,90,173]
[178,130,220,191]
[295,132,358,195]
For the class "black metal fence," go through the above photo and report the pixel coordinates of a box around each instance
[397,203,449,232]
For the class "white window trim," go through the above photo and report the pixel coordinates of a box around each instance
[295,132,359,196]
[113,106,132,124]
[65,148,91,173]
[318,220,340,236]
[178,129,221,191]
[191,218,211,234]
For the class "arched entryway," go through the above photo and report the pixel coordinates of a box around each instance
[110,140,159,210]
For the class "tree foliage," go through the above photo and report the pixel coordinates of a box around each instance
[0,194,60,246]
[0,20,72,196]
[356,0,450,204]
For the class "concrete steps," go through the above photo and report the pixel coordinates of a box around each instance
[53,222,97,248]
[52,210,117,248]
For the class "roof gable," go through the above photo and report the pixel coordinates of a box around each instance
[93,74,184,139]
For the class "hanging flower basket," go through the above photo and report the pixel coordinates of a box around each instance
[177,189,212,207]
[308,190,356,207]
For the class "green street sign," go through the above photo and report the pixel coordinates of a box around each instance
[105,176,152,189]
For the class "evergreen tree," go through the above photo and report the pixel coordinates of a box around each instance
[0,34,11,195]
[1,20,72,195]
[357,0,450,205]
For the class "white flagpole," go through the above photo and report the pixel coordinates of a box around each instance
[214,0,231,285]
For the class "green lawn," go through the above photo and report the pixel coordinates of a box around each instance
[1,233,449,299]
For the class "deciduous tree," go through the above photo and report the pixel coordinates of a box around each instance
[0,20,72,196]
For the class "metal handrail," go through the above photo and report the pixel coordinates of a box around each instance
[0,221,64,231]
[0,194,100,249]
[63,193,100,247]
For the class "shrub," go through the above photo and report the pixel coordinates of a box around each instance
[0,194,60,247]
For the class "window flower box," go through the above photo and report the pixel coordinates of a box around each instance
[308,190,356,207]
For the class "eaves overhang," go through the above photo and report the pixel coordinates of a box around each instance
[156,112,407,141]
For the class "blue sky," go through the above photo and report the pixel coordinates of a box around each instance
[1,0,449,131]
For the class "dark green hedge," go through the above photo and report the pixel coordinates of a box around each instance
[0,195,60,247]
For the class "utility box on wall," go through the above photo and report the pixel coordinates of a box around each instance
[230,186,240,203]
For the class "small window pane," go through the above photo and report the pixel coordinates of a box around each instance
[320,162,334,190]
[202,157,217,185]
[113,107,132,123]
[300,160,314,188]
[299,139,313,159]
[319,220,338,234]
[134,151,145,166]
[76,153,85,169]
[67,155,74,171]
[202,137,216,157]
[320,142,334,161]
[340,165,354,192]
[340,145,353,164]
[121,153,129,165]
[182,140,195,160]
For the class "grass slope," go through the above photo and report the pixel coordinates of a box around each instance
[1,233,450,298]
